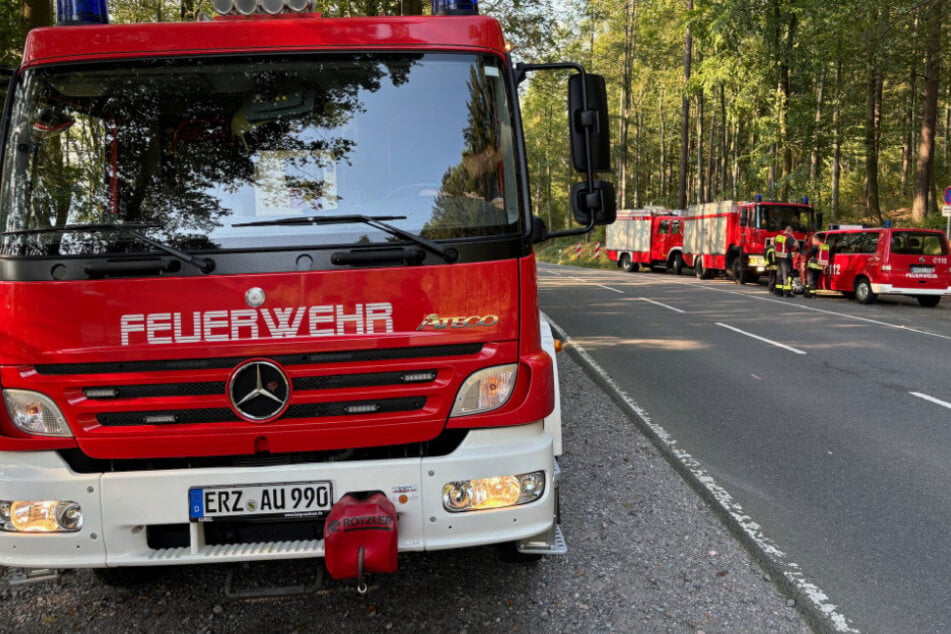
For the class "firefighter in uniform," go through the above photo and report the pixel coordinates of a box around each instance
[774,226,798,297]
[764,239,778,295]
[803,234,829,298]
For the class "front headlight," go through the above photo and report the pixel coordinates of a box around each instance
[0,499,83,533]
[451,364,517,417]
[2,390,72,437]
[442,471,546,512]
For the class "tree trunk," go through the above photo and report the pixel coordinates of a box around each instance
[865,62,882,222]
[696,90,704,204]
[677,0,693,210]
[810,71,824,188]
[617,0,637,209]
[913,0,943,222]
[21,0,52,34]
[831,60,842,221]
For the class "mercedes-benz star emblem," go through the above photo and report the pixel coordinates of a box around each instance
[229,360,290,422]
[245,287,266,308]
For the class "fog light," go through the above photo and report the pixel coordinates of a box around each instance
[442,471,545,513]
[0,500,83,533]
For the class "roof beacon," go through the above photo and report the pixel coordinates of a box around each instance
[55,0,109,25]
[432,0,479,15]
[212,0,314,14]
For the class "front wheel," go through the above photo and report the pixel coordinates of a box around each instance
[669,253,684,276]
[732,257,746,285]
[854,278,877,305]
[917,295,941,308]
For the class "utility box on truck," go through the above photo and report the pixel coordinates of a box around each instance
[0,0,613,591]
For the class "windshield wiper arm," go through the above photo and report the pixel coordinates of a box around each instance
[127,231,215,274]
[234,214,459,263]
[1,223,215,274]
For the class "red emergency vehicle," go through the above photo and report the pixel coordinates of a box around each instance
[683,199,820,283]
[606,208,685,274]
[812,227,951,306]
[0,0,614,589]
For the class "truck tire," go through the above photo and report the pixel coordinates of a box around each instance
[669,253,684,276]
[916,295,941,308]
[732,257,746,285]
[620,253,638,272]
[694,258,713,280]
[854,277,876,305]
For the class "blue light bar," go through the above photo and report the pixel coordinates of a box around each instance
[432,0,479,15]
[56,0,109,25]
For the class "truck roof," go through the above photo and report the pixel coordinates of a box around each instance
[21,15,507,68]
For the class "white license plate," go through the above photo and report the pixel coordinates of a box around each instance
[189,481,333,522]
[911,266,933,274]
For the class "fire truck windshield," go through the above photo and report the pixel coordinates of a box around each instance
[758,204,817,232]
[0,53,520,259]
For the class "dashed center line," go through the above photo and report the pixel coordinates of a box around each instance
[637,298,686,313]
[716,323,807,355]
[910,392,951,410]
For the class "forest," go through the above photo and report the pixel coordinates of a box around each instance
[4,0,949,233]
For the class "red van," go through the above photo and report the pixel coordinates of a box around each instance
[812,228,951,306]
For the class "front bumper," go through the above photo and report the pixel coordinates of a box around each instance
[869,284,950,296]
[0,422,556,569]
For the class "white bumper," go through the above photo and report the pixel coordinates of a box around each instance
[0,423,555,569]
[869,284,949,296]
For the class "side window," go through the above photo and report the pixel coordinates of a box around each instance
[923,235,947,255]
[672,220,681,235]
[658,220,669,235]
[855,232,879,254]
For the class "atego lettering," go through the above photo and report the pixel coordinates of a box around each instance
[120,303,394,346]
[417,314,499,331]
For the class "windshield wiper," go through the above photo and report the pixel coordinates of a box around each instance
[233,214,459,263]
[1,223,215,274]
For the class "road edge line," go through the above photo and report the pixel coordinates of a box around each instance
[544,315,857,634]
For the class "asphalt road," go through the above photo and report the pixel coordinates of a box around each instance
[538,262,951,634]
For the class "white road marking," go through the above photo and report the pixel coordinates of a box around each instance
[638,298,686,313]
[910,392,951,410]
[716,323,807,355]
[597,284,624,294]
[543,314,856,633]
[689,281,951,342]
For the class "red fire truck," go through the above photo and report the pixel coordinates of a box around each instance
[0,0,614,590]
[683,198,820,283]
[605,208,686,274]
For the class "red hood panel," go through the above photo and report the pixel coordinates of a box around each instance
[0,261,518,365]
[0,260,526,459]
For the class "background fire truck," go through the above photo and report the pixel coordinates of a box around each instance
[605,207,686,274]
[683,199,820,283]
[0,0,614,591]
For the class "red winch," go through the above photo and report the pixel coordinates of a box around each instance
[323,492,399,592]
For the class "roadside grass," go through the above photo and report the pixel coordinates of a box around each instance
[535,239,617,271]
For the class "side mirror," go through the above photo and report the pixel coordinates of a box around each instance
[739,209,748,227]
[571,180,616,226]
[568,73,610,174]
[531,216,548,243]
